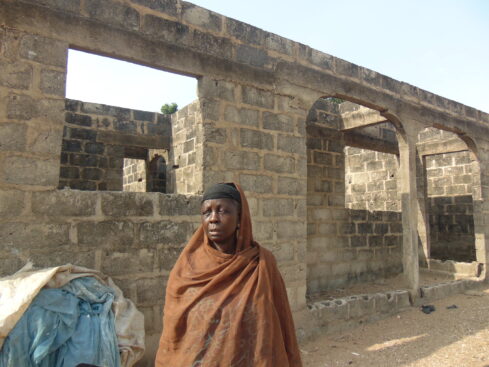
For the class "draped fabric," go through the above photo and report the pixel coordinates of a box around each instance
[155,184,302,367]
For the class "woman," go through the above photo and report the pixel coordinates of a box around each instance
[155,183,302,367]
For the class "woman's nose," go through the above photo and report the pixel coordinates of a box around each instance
[209,211,219,222]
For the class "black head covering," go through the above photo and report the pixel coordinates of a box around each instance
[202,183,241,204]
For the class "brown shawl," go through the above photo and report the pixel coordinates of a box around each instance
[155,184,302,367]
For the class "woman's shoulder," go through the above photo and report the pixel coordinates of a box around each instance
[257,245,279,268]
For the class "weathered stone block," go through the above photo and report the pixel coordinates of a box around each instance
[198,78,235,102]
[224,105,259,127]
[78,221,134,247]
[277,221,304,240]
[136,277,167,304]
[70,153,98,167]
[80,102,130,119]
[114,119,137,133]
[313,151,333,166]
[60,166,80,180]
[131,0,177,16]
[142,13,190,42]
[0,190,25,217]
[264,154,295,174]
[240,128,273,150]
[226,18,265,46]
[253,221,274,241]
[157,246,183,271]
[262,198,294,217]
[2,156,58,186]
[235,174,271,194]
[6,94,38,120]
[277,135,304,154]
[101,192,154,217]
[33,0,81,13]
[224,150,260,171]
[40,69,65,96]
[101,249,155,276]
[182,3,221,32]
[350,236,367,248]
[241,86,274,109]
[81,167,102,180]
[32,190,97,216]
[65,112,92,127]
[236,44,269,68]
[27,126,63,155]
[0,123,27,152]
[19,35,66,67]
[189,29,234,59]
[0,222,70,250]
[131,110,153,122]
[84,142,104,155]
[263,112,293,132]
[0,61,32,90]
[265,33,294,56]
[360,67,382,87]
[278,177,305,196]
[139,221,192,246]
[68,127,97,141]
[85,0,139,30]
[347,295,375,319]
[0,257,24,277]
[373,292,396,313]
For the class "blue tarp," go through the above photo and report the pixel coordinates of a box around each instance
[0,277,121,367]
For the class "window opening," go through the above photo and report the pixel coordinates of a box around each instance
[60,49,197,192]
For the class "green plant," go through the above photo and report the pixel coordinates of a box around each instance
[160,102,178,114]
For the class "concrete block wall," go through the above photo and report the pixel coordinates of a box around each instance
[198,77,308,311]
[60,99,171,191]
[167,99,203,194]
[306,103,402,296]
[0,190,201,363]
[345,148,400,211]
[123,158,146,192]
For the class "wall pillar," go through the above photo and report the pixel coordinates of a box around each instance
[472,145,489,278]
[416,154,430,267]
[397,124,422,297]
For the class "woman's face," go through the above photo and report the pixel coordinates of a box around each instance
[201,198,240,252]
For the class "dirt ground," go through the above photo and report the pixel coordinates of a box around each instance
[301,286,489,367]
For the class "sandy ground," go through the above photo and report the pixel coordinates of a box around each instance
[301,286,489,367]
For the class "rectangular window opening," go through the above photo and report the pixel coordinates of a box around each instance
[58,49,197,193]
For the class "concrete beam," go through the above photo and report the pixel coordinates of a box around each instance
[340,106,389,131]
[417,138,468,156]
[344,131,399,155]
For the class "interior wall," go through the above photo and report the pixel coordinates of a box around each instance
[306,99,402,296]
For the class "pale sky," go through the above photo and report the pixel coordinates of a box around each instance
[66,0,489,114]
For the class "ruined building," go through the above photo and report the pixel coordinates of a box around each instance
[1,0,488,365]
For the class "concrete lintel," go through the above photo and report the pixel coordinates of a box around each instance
[344,131,399,155]
[340,107,389,131]
[417,138,469,156]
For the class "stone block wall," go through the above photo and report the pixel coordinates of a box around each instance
[168,100,203,194]
[345,148,399,211]
[306,102,402,296]
[0,189,201,363]
[197,78,308,312]
[123,158,146,192]
[60,99,171,191]
[417,128,476,261]
[425,151,475,261]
